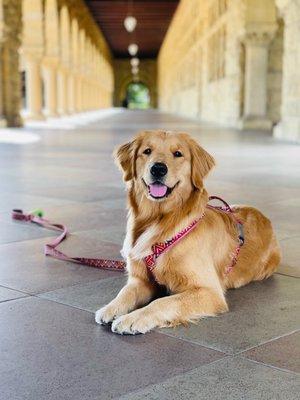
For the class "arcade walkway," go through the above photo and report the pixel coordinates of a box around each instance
[0,110,299,399]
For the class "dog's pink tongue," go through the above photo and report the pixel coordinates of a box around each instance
[149,183,168,198]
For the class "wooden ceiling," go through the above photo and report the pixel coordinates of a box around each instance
[85,1,179,58]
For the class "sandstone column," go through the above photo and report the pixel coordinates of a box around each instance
[43,0,59,118]
[68,74,76,114]
[76,77,82,112]
[241,30,276,130]
[24,55,44,120]
[0,0,23,127]
[43,59,58,117]
[274,0,300,142]
[57,66,68,115]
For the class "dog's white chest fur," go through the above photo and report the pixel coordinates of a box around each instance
[121,218,159,261]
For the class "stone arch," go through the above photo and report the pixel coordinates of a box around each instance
[44,0,59,58]
[43,0,59,116]
[70,18,79,71]
[68,17,79,113]
[22,0,44,119]
[118,76,155,108]
[56,5,71,114]
[114,60,157,108]
[125,81,151,109]
[59,5,70,66]
[22,0,44,51]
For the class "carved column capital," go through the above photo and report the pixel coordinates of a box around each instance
[241,26,278,47]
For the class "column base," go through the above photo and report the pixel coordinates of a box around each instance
[0,117,7,127]
[57,110,70,116]
[239,116,273,131]
[273,120,300,143]
[25,112,45,121]
[44,111,59,118]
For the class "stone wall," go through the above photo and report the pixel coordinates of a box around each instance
[113,59,157,108]
[158,0,283,131]
[267,18,284,124]
[274,0,300,142]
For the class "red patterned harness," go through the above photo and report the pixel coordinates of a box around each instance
[143,196,244,275]
[11,196,244,278]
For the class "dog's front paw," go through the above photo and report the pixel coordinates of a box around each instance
[111,310,156,335]
[95,304,120,325]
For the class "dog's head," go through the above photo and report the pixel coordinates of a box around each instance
[115,130,215,205]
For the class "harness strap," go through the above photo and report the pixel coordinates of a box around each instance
[207,196,245,273]
[143,196,245,275]
[143,214,205,271]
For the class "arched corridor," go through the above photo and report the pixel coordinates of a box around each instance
[0,0,300,141]
[0,0,114,125]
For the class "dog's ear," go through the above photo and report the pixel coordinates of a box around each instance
[114,141,136,181]
[188,137,215,189]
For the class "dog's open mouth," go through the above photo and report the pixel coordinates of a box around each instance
[143,180,179,199]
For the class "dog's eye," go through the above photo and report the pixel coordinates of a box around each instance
[173,151,183,158]
[143,148,152,155]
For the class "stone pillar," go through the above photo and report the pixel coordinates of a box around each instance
[82,79,88,111]
[241,30,276,130]
[0,0,23,127]
[274,0,300,142]
[24,55,44,120]
[43,59,58,117]
[57,67,68,115]
[76,77,82,112]
[68,74,76,114]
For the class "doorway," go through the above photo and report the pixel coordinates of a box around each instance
[125,82,150,109]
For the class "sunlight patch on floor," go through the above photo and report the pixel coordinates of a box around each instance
[23,108,124,130]
[0,129,40,144]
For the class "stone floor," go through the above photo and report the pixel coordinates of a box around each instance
[0,110,299,400]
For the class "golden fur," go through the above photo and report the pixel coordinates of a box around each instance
[95,130,281,334]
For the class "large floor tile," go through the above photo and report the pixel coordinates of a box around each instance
[278,236,300,277]
[39,275,127,312]
[119,357,300,400]
[243,331,300,373]
[2,200,126,232]
[206,180,300,209]
[0,234,122,293]
[0,297,225,400]
[0,286,27,302]
[2,181,125,202]
[0,192,78,213]
[0,220,58,245]
[160,275,300,354]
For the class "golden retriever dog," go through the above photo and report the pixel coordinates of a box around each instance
[95,130,281,335]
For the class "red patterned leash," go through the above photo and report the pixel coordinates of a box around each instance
[11,209,125,271]
[11,196,244,276]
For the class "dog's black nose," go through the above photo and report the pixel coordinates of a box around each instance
[150,162,168,178]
